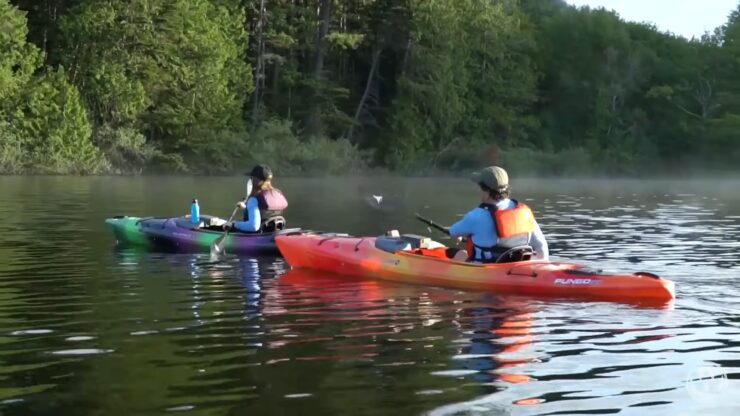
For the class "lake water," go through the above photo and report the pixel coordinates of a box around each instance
[0,176,739,415]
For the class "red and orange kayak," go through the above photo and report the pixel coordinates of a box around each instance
[275,232,676,303]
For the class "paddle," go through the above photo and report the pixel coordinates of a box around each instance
[364,192,459,241]
[211,178,253,257]
[414,213,451,236]
[414,212,469,248]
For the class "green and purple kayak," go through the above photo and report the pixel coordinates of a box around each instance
[105,215,299,254]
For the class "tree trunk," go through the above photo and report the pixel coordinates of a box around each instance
[314,0,332,79]
[306,0,332,135]
[251,0,267,123]
[401,38,412,75]
[346,47,382,140]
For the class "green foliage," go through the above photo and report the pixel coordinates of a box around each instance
[0,0,41,107]
[0,121,26,174]
[382,0,471,168]
[12,67,104,174]
[59,0,252,160]
[460,0,539,147]
[92,125,159,174]
[249,119,367,174]
[1,0,739,175]
[177,127,252,174]
[392,141,596,176]
[382,0,539,168]
[326,33,364,50]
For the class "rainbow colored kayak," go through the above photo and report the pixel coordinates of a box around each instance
[106,215,299,254]
[275,232,676,303]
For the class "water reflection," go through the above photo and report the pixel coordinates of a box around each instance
[453,300,536,388]
[1,177,740,415]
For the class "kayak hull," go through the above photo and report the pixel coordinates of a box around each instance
[106,216,299,254]
[275,233,676,303]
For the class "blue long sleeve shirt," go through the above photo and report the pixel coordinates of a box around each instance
[233,197,261,232]
[449,198,549,260]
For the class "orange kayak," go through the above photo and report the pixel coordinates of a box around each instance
[275,232,676,303]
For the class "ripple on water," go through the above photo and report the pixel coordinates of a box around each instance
[49,349,114,356]
[64,336,96,342]
[1,178,739,415]
[10,329,54,336]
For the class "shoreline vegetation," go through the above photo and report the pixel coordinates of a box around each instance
[1,0,739,176]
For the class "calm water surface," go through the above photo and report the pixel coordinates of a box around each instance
[0,176,739,415]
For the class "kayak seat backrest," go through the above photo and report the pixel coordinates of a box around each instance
[375,236,412,253]
[400,234,432,249]
[494,245,534,264]
[262,216,286,232]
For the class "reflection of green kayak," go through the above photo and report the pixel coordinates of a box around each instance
[106,215,300,254]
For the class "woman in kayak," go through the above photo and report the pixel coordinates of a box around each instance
[231,165,289,232]
[449,166,548,262]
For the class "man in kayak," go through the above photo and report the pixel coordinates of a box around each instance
[449,166,549,262]
[231,165,289,232]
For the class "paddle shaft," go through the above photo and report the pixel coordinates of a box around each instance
[414,213,451,236]
[212,205,240,249]
[212,178,253,254]
[414,213,469,246]
[224,205,240,227]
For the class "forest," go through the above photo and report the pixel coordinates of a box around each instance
[1,0,739,175]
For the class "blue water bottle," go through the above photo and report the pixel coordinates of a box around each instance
[190,199,200,225]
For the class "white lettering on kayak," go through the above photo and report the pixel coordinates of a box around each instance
[554,278,602,285]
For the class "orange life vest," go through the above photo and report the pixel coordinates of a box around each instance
[484,201,536,238]
[465,200,537,260]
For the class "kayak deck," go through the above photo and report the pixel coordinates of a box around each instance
[275,233,676,303]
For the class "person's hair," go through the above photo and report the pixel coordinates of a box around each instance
[250,177,274,197]
[479,183,510,201]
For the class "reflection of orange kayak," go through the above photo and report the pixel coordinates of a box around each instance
[493,316,534,384]
[279,268,537,385]
[275,233,675,303]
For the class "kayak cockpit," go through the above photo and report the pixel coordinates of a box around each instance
[167,216,297,235]
[374,232,534,264]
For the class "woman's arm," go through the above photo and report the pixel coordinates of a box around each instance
[234,198,261,232]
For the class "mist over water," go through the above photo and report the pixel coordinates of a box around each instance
[0,176,738,415]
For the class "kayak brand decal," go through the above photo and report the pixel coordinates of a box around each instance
[554,278,602,286]
[382,259,401,266]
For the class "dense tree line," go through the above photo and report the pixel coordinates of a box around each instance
[1,0,739,174]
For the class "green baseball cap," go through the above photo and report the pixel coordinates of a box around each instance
[471,166,509,190]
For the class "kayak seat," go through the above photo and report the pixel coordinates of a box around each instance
[494,245,534,264]
[175,215,224,230]
[228,216,286,234]
[262,216,286,232]
[375,234,430,252]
